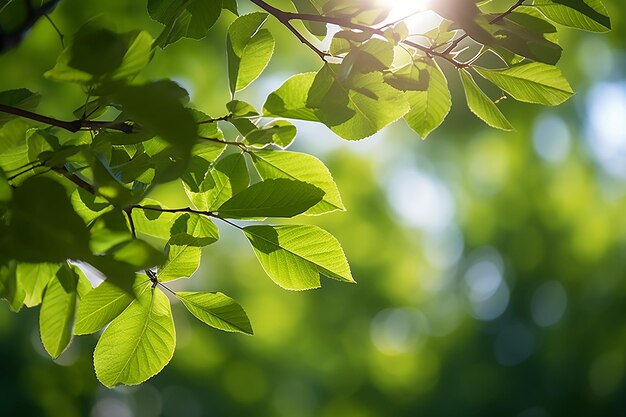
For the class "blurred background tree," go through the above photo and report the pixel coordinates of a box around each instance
[0,0,625,416]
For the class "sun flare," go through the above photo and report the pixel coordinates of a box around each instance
[377,0,441,34]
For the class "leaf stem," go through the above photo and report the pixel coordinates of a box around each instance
[197,114,233,124]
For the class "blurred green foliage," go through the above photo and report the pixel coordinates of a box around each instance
[1,0,625,416]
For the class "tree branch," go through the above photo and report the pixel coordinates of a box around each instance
[52,166,96,194]
[248,0,466,68]
[0,104,134,133]
[0,0,62,53]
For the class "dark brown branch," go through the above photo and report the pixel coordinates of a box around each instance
[0,104,134,133]
[52,166,95,194]
[248,0,465,67]
[0,0,62,53]
[249,0,328,60]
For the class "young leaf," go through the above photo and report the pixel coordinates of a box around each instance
[74,275,145,335]
[169,213,219,247]
[89,210,132,253]
[183,152,249,212]
[227,12,275,93]
[131,199,178,240]
[244,120,297,148]
[263,72,320,122]
[250,150,345,215]
[177,291,253,334]
[149,0,223,47]
[460,69,513,131]
[158,243,201,282]
[0,89,41,126]
[16,262,60,307]
[0,262,24,312]
[243,225,354,291]
[226,100,259,117]
[533,0,610,32]
[110,239,165,270]
[71,188,113,225]
[94,286,175,387]
[306,64,411,140]
[113,81,197,158]
[39,264,78,359]
[44,26,153,88]
[404,59,452,139]
[217,179,325,219]
[475,63,574,106]
[8,176,92,263]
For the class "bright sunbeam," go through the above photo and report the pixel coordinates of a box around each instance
[377,0,441,35]
[382,0,431,17]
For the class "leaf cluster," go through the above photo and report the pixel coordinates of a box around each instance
[0,0,610,387]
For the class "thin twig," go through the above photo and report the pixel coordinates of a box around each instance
[248,0,465,68]
[441,0,526,55]
[44,13,64,48]
[198,135,248,151]
[6,162,43,181]
[197,114,233,125]
[52,166,95,194]
[0,103,134,133]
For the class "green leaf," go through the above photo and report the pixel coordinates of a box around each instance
[0,89,41,126]
[113,81,197,161]
[223,0,238,15]
[263,72,320,122]
[131,200,178,240]
[44,26,153,88]
[8,176,92,263]
[158,243,201,282]
[71,188,113,225]
[16,262,60,307]
[177,291,253,334]
[183,152,249,211]
[110,240,165,270]
[226,100,259,117]
[149,0,223,47]
[475,63,574,106]
[0,120,30,174]
[460,69,513,131]
[306,64,411,140]
[39,264,78,359]
[89,210,132,253]
[243,225,354,290]
[533,0,610,32]
[0,262,24,312]
[244,120,297,148]
[291,0,327,37]
[74,274,143,335]
[404,59,452,139]
[227,12,275,92]
[94,285,175,387]
[218,179,325,219]
[0,170,10,202]
[250,150,344,215]
[169,213,219,247]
